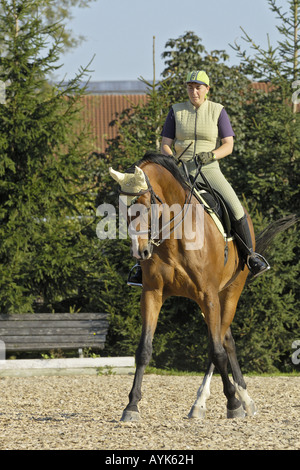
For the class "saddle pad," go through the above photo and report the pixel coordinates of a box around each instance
[193,187,234,241]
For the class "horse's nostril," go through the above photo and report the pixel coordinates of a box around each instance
[139,244,152,260]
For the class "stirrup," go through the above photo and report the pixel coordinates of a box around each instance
[247,252,270,279]
[127,263,143,287]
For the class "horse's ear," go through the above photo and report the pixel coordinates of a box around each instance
[109,167,125,184]
[134,166,147,186]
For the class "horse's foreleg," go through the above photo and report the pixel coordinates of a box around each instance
[120,290,162,422]
[120,328,153,422]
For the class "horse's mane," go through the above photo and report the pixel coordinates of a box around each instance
[126,151,189,190]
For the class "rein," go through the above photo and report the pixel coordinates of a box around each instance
[119,171,194,248]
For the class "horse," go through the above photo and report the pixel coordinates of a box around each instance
[109,151,297,422]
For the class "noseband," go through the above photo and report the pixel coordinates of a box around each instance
[119,169,191,247]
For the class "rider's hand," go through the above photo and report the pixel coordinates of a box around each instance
[195,152,216,165]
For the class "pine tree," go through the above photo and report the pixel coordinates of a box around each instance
[0,0,100,313]
[0,0,97,51]
[229,0,300,372]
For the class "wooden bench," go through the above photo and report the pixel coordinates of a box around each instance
[0,313,109,354]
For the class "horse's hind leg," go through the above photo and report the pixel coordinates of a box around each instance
[223,328,257,416]
[210,333,245,418]
[202,293,245,418]
[188,362,215,419]
[121,290,162,422]
[219,282,257,417]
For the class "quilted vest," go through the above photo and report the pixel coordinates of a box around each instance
[173,99,223,163]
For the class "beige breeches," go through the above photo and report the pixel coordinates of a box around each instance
[183,160,245,221]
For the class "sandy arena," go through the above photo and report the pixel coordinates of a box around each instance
[0,374,299,450]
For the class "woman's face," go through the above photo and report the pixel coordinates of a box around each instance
[187,82,209,107]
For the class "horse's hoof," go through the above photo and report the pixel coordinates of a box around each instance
[245,400,257,417]
[120,409,140,422]
[227,404,246,419]
[188,405,206,419]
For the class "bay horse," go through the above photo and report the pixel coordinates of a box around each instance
[109,151,297,422]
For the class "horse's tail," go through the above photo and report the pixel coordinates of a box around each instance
[255,214,299,255]
[247,214,299,283]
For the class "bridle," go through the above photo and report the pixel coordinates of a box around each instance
[119,173,163,207]
[119,171,193,247]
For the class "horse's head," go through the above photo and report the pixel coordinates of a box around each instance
[109,166,154,259]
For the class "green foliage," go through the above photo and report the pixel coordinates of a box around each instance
[98,239,142,357]
[0,0,101,313]
[0,0,97,52]
[231,0,299,83]
[234,227,300,373]
[152,297,209,372]
[222,1,300,374]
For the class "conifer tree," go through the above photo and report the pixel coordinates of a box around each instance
[0,0,100,313]
[228,0,300,372]
[0,0,97,51]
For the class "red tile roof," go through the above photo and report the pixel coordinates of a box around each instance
[251,82,273,92]
[80,83,299,153]
[80,94,148,152]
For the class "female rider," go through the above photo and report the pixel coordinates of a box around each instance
[128,70,269,286]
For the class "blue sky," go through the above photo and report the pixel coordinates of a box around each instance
[56,0,286,82]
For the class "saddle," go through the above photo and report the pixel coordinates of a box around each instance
[181,160,232,239]
[194,182,232,238]
[180,161,234,265]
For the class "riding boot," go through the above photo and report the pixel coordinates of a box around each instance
[232,214,270,279]
[127,262,143,287]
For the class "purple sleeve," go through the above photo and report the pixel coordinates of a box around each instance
[161,108,175,139]
[218,108,235,138]
[161,106,234,140]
